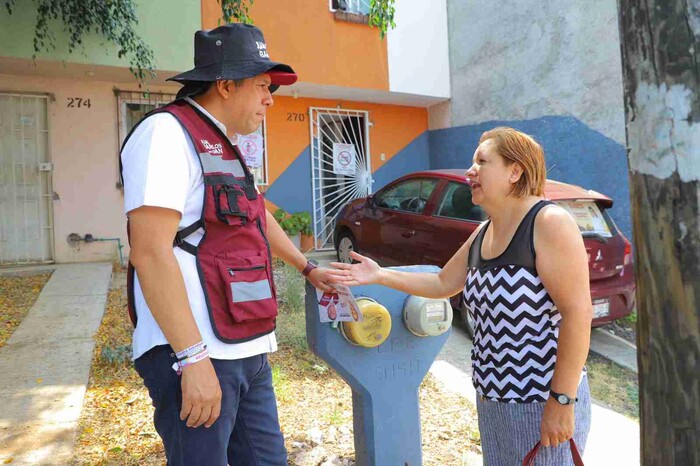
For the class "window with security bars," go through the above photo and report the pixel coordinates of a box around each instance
[116,90,176,189]
[330,0,370,15]
[115,90,268,187]
[116,90,176,150]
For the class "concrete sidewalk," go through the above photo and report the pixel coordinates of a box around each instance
[590,327,638,372]
[0,263,112,466]
[430,325,641,466]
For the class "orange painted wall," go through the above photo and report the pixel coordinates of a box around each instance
[201,0,389,90]
[264,96,427,185]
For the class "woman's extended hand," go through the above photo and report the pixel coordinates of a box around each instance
[328,252,383,287]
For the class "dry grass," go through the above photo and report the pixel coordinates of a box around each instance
[272,347,481,466]
[586,353,639,420]
[0,271,52,348]
[71,266,480,465]
[70,275,163,466]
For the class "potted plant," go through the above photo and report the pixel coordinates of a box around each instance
[273,209,315,252]
[274,208,302,248]
[297,211,314,252]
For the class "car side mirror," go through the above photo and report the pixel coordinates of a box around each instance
[368,194,377,208]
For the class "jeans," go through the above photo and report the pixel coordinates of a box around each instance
[134,345,288,466]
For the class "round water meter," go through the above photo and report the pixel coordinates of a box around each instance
[403,296,452,337]
[340,297,392,348]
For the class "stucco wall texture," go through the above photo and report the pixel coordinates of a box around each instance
[428,0,632,238]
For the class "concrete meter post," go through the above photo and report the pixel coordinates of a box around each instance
[304,265,453,466]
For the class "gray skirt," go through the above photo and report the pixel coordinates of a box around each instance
[476,375,591,466]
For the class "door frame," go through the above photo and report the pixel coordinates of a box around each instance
[309,107,372,250]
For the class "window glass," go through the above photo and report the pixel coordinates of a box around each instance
[435,182,485,221]
[555,201,613,237]
[377,179,437,213]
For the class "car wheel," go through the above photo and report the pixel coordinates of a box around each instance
[459,298,475,340]
[337,231,358,264]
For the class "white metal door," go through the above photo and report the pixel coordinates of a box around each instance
[0,94,54,265]
[310,107,372,250]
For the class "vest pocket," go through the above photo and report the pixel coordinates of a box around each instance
[216,255,278,323]
[213,184,250,226]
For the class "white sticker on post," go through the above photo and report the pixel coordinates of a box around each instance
[316,284,363,323]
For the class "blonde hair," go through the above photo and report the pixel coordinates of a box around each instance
[479,127,546,197]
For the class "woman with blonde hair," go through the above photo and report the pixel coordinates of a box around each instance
[329,127,592,465]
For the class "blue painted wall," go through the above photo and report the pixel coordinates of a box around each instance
[265,146,314,214]
[429,116,632,239]
[266,132,432,212]
[266,117,632,240]
[371,132,431,191]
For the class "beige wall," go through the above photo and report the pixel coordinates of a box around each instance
[0,73,180,264]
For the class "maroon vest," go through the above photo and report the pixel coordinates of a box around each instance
[122,100,277,343]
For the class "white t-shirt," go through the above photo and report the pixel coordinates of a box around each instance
[121,98,277,360]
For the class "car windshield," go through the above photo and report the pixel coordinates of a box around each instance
[554,200,613,237]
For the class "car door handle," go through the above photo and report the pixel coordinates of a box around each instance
[401,230,416,238]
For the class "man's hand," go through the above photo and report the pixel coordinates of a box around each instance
[540,398,575,447]
[180,358,222,428]
[306,266,334,293]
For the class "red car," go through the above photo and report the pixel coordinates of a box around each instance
[334,169,635,338]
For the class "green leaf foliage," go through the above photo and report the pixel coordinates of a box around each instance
[368,0,396,39]
[5,0,156,85]
[218,0,254,25]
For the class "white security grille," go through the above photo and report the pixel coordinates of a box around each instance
[0,94,53,265]
[310,107,371,250]
[116,90,176,149]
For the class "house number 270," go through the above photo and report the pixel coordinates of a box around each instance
[287,112,305,122]
[66,98,91,108]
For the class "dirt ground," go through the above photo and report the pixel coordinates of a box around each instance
[0,271,52,348]
[69,271,481,465]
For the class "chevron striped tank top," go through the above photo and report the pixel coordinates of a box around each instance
[463,200,560,403]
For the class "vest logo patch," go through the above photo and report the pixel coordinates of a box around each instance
[201,139,223,155]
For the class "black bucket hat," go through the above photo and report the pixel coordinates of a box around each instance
[169,23,297,97]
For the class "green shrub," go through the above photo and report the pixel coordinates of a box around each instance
[280,216,302,236]
[296,211,313,236]
[273,208,287,224]
[274,209,313,237]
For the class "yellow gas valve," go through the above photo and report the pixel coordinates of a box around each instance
[340,297,392,348]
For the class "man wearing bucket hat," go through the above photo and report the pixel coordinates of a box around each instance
[120,23,333,465]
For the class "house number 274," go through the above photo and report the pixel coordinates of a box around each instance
[67,98,91,108]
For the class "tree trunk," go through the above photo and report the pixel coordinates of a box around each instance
[616,0,699,464]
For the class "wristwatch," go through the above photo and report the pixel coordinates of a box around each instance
[301,261,318,277]
[550,390,578,405]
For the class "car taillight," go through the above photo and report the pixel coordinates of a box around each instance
[623,237,632,266]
